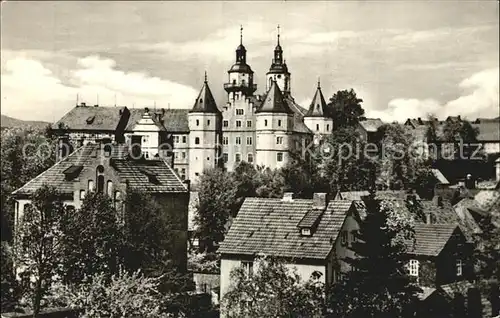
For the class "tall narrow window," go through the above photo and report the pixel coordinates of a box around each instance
[223,137,228,145]
[207,120,210,126]
[223,120,229,127]
[264,119,268,127]
[456,259,462,276]
[246,137,252,145]
[326,124,330,131]
[278,120,282,127]
[236,137,242,145]
[341,230,348,246]
[236,120,242,127]
[96,165,105,193]
[247,153,253,163]
[316,124,320,131]
[107,181,113,196]
[277,152,283,162]
[80,190,86,200]
[195,137,200,145]
[223,153,228,163]
[408,259,419,277]
[242,261,254,278]
[235,153,241,163]
[247,121,252,128]
[88,180,95,192]
[196,119,200,126]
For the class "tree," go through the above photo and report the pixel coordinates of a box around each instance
[195,168,237,252]
[222,257,325,317]
[59,192,122,286]
[328,190,421,318]
[474,217,500,285]
[442,118,482,160]
[319,126,376,193]
[49,269,166,318]
[327,88,365,129]
[14,186,67,317]
[1,241,20,312]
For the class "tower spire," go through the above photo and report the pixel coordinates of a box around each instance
[204,71,208,83]
[240,25,243,45]
[317,77,321,89]
[277,24,280,45]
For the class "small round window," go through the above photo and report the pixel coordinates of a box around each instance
[277,75,282,79]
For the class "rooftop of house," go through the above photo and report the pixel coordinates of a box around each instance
[336,190,419,201]
[358,118,384,133]
[218,195,354,260]
[12,143,188,197]
[406,223,463,257]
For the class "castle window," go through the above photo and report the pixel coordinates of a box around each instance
[232,79,236,85]
[326,124,330,131]
[182,152,186,159]
[276,137,283,145]
[195,137,200,145]
[182,136,187,143]
[236,120,242,127]
[107,181,113,196]
[246,137,252,145]
[223,153,228,163]
[235,153,241,163]
[104,144,112,157]
[80,190,86,200]
[316,124,320,131]
[247,153,253,163]
[236,109,244,115]
[247,121,252,128]
[223,137,228,145]
[264,119,268,127]
[175,136,180,143]
[207,120,210,126]
[236,137,242,145]
[223,120,229,127]
[278,120,282,127]
[277,152,283,162]
[88,180,95,192]
[196,119,200,126]
[199,98,203,103]
[277,74,282,79]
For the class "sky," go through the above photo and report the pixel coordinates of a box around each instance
[1,1,499,123]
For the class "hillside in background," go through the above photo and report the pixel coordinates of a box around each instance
[1,114,50,129]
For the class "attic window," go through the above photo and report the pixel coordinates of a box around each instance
[199,98,203,103]
[63,165,84,180]
[301,228,311,236]
[86,116,95,124]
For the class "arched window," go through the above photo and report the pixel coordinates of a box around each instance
[88,180,95,192]
[96,165,105,193]
[195,137,200,145]
[107,181,113,196]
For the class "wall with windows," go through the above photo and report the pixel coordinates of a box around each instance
[172,133,190,180]
[334,214,360,274]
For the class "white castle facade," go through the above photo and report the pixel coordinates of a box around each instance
[53,29,334,185]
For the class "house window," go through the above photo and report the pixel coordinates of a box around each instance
[278,120,282,127]
[236,109,244,115]
[235,153,241,163]
[182,152,186,159]
[242,261,253,277]
[196,119,200,126]
[264,119,268,126]
[247,153,253,163]
[79,190,86,200]
[301,228,311,236]
[236,120,242,127]
[195,137,200,145]
[276,136,283,145]
[236,137,242,145]
[246,137,252,145]
[182,136,187,143]
[456,259,462,276]
[247,121,252,128]
[408,259,419,277]
[207,120,210,126]
[181,169,186,180]
[223,153,228,163]
[277,152,283,162]
[223,137,229,145]
[341,230,348,246]
[175,136,180,143]
[223,120,229,127]
[88,180,95,191]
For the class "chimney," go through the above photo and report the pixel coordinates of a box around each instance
[313,193,328,209]
[282,192,294,202]
[465,174,476,189]
[80,102,86,107]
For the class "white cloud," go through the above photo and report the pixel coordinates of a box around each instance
[1,54,198,122]
[368,67,500,122]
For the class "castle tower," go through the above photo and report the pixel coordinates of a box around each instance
[266,25,291,95]
[255,80,294,169]
[303,79,333,139]
[224,26,257,101]
[188,73,223,184]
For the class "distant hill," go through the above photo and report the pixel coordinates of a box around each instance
[1,115,50,129]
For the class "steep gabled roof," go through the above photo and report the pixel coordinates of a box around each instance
[190,80,220,114]
[218,198,353,260]
[358,118,384,133]
[407,224,462,256]
[255,80,294,114]
[53,105,128,131]
[305,84,328,117]
[12,143,187,196]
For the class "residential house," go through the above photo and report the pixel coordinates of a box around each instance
[356,118,384,143]
[12,143,190,271]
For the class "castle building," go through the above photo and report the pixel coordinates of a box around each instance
[51,26,335,185]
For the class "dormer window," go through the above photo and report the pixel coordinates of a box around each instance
[301,228,311,236]
[86,116,95,124]
[63,165,83,181]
